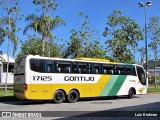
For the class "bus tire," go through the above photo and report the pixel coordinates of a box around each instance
[67,90,79,103]
[53,90,65,103]
[128,88,134,99]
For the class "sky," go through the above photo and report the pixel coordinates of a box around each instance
[0,0,160,62]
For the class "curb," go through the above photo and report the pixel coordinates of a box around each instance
[147,92,160,94]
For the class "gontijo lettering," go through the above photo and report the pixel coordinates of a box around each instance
[64,76,94,81]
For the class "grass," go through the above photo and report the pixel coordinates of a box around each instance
[147,87,160,93]
[0,88,13,96]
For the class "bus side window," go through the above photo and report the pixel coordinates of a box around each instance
[54,62,58,73]
[30,59,44,73]
[56,62,71,73]
[47,64,52,72]
[78,68,82,73]
[72,63,78,73]
[58,67,61,73]
[102,65,113,74]
[114,66,125,75]
[93,64,101,74]
[88,64,92,74]
[45,61,54,73]
[65,67,70,73]
[37,60,44,73]
[126,66,132,75]
[103,69,107,74]
[125,66,136,76]
[77,63,87,74]
[132,67,136,76]
[114,69,119,75]
[30,59,36,71]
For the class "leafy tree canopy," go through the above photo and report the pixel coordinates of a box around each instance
[103,10,143,63]
[63,12,110,59]
[16,36,60,60]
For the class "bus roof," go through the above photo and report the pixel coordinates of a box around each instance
[75,58,110,62]
[24,55,141,66]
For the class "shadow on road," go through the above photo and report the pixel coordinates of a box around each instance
[0,96,17,101]
[0,95,140,105]
[56,102,160,119]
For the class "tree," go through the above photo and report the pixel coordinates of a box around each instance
[0,24,5,45]
[82,40,108,59]
[63,12,108,59]
[63,29,82,58]
[0,0,19,96]
[23,0,65,56]
[103,10,143,63]
[16,36,61,60]
[138,47,145,64]
[147,17,160,61]
[147,17,160,88]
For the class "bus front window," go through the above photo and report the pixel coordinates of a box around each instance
[136,66,146,85]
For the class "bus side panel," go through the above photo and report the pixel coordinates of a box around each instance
[45,84,52,99]
[30,84,46,100]
[28,84,82,100]
[90,75,111,97]
[100,75,119,96]
[136,83,147,95]
[28,74,111,99]
[108,75,127,96]
[117,75,147,96]
[117,76,137,95]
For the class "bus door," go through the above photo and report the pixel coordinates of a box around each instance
[136,66,147,94]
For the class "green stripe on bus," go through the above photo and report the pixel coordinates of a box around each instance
[100,75,119,96]
[107,75,127,96]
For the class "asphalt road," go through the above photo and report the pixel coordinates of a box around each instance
[0,94,160,120]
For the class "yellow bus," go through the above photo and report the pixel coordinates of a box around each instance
[14,55,147,103]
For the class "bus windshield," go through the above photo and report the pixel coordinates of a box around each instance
[136,66,146,85]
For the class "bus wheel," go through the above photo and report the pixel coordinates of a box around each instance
[67,90,79,103]
[53,90,65,103]
[128,88,134,99]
